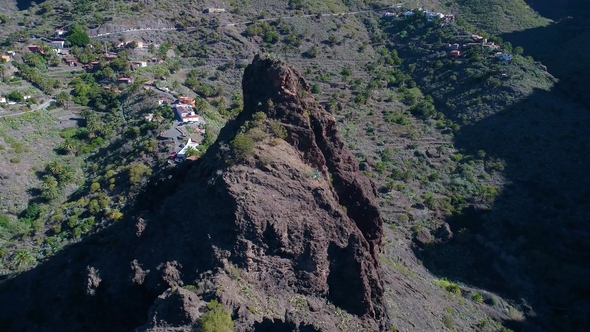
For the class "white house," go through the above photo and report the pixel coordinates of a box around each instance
[176,138,199,160]
[174,104,204,123]
[0,97,6,103]
[50,40,65,49]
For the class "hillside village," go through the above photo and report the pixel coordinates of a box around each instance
[0,1,588,331]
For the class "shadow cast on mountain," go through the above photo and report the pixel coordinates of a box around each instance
[414,78,590,331]
[501,0,590,108]
[0,119,244,331]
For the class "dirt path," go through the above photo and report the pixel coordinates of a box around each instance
[88,3,406,38]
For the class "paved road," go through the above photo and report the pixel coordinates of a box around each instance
[33,98,55,111]
[145,86,176,101]
[161,120,183,152]
[0,99,55,118]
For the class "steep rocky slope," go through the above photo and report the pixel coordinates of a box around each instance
[0,55,388,331]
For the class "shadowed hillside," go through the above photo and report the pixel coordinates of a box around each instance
[419,67,590,332]
[502,0,590,108]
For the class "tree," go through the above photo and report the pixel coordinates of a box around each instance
[58,139,76,155]
[67,31,90,47]
[56,91,70,109]
[6,90,23,102]
[231,134,254,159]
[514,46,524,55]
[12,249,36,269]
[0,64,5,81]
[67,25,90,47]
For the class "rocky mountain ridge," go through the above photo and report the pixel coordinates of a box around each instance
[0,55,388,332]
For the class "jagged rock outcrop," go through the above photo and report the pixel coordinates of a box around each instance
[0,55,387,331]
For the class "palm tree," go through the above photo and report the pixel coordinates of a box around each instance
[42,175,58,189]
[59,139,76,155]
[0,64,5,82]
[195,98,207,114]
[12,249,36,269]
[46,161,63,176]
[56,91,70,109]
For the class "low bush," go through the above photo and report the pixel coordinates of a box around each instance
[200,300,234,332]
[231,134,254,159]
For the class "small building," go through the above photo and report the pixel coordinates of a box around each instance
[117,77,134,84]
[55,29,66,37]
[105,54,117,61]
[158,98,173,105]
[27,45,44,54]
[63,57,78,66]
[144,113,164,122]
[403,11,414,17]
[443,14,455,22]
[132,61,148,68]
[0,98,6,103]
[50,40,65,49]
[450,50,461,57]
[182,115,202,123]
[497,53,512,61]
[130,40,144,48]
[23,95,31,100]
[176,138,200,161]
[483,42,500,50]
[175,104,193,120]
[0,55,10,62]
[59,49,70,55]
[178,96,195,106]
[6,51,16,57]
[203,8,226,13]
[174,104,205,123]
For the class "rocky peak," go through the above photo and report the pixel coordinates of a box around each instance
[0,55,389,332]
[240,54,384,256]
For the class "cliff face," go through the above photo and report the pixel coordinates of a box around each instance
[0,55,387,331]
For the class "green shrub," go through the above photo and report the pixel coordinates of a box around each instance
[471,293,484,303]
[443,315,454,329]
[231,134,254,159]
[200,300,234,332]
[269,120,287,139]
[9,157,21,163]
[445,284,461,295]
[89,182,100,193]
[0,215,9,227]
[311,84,321,94]
[128,164,152,185]
[247,128,267,142]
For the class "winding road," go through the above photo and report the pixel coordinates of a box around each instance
[88,4,405,38]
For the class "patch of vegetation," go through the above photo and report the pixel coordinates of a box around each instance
[199,300,234,332]
[231,134,255,160]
